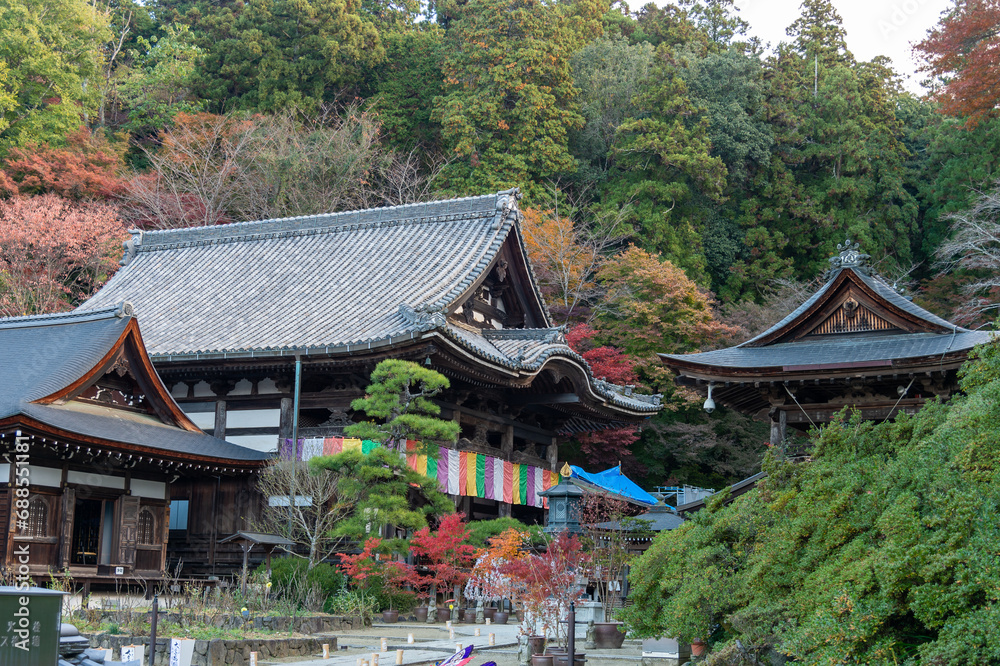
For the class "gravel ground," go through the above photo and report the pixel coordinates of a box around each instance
[270,622,645,666]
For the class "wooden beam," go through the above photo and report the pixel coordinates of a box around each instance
[507,393,580,405]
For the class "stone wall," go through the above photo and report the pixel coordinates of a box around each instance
[86,634,338,666]
[76,611,364,633]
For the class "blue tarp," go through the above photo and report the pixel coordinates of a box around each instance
[569,465,659,506]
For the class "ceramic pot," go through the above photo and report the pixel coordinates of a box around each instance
[382,610,399,624]
[531,656,554,666]
[484,608,496,621]
[593,622,627,649]
[493,611,509,624]
[528,636,546,655]
[549,651,585,666]
[691,639,708,657]
[414,606,428,622]
[438,606,450,622]
[462,608,476,623]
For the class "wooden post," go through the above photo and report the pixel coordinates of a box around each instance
[279,397,294,440]
[241,542,251,596]
[214,400,227,440]
[770,409,787,448]
[501,425,514,455]
[547,437,558,471]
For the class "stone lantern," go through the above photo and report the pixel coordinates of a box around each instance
[540,462,584,534]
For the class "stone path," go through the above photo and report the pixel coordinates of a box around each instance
[272,623,522,666]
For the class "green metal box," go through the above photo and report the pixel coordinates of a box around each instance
[0,586,64,666]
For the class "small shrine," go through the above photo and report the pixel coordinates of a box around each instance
[660,241,992,446]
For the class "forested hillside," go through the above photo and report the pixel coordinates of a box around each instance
[1,0,997,488]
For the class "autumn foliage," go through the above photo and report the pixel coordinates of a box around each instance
[0,128,126,199]
[466,527,530,603]
[0,195,127,316]
[915,0,1000,126]
[501,531,590,643]
[338,536,412,609]
[409,513,476,599]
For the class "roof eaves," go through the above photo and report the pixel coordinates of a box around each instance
[0,303,131,330]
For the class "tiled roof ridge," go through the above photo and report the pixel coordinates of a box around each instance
[121,191,514,264]
[435,325,662,411]
[482,326,566,341]
[0,302,133,330]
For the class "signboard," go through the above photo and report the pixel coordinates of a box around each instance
[121,644,145,665]
[169,638,195,666]
[0,586,63,666]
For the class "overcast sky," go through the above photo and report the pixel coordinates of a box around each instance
[730,0,954,93]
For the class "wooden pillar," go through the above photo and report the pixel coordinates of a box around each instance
[501,425,514,455]
[214,400,227,440]
[499,424,514,518]
[770,408,787,447]
[279,397,293,440]
[547,437,558,471]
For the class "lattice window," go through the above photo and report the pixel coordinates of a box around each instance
[21,496,49,538]
[137,507,156,545]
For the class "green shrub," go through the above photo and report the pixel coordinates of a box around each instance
[260,557,345,600]
[325,589,379,624]
[464,517,546,549]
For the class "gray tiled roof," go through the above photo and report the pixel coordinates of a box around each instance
[744,267,963,346]
[0,307,270,461]
[83,191,535,355]
[663,331,990,369]
[663,266,991,370]
[80,190,661,414]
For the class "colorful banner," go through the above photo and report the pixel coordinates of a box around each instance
[281,438,554,508]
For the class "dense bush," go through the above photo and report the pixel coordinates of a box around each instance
[464,517,546,549]
[260,557,345,603]
[622,337,1000,664]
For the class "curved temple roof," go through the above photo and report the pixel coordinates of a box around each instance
[662,261,992,375]
[0,307,271,462]
[81,189,660,416]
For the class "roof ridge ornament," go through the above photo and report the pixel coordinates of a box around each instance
[399,303,447,328]
[829,239,870,273]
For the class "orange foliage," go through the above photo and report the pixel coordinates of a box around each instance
[915,0,1000,126]
[1,128,126,200]
[520,207,603,320]
[0,195,127,316]
[467,527,530,603]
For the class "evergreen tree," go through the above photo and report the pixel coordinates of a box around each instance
[433,0,605,199]
[181,0,383,112]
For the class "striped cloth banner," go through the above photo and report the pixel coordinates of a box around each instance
[493,457,505,501]
[283,438,556,508]
[448,451,461,495]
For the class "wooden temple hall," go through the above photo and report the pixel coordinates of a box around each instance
[661,242,992,446]
[80,188,662,522]
[0,306,271,586]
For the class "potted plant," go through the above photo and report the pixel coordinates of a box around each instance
[406,565,433,622]
[339,537,412,624]
[409,514,476,624]
[502,531,591,653]
[466,527,531,626]
[579,493,652,649]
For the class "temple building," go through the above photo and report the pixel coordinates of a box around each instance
[660,242,992,446]
[0,306,270,586]
[81,188,661,521]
